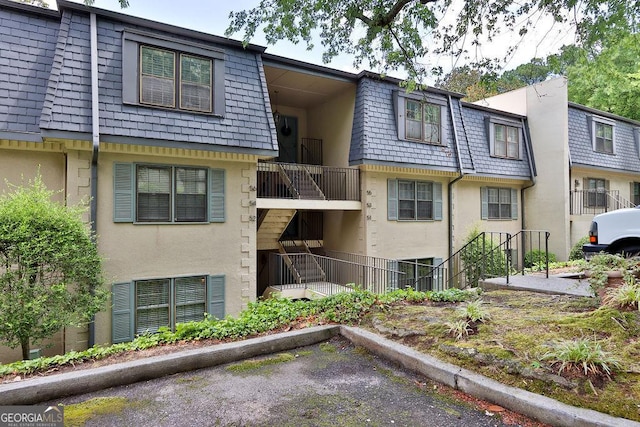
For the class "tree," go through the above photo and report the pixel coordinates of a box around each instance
[568,32,640,121]
[0,175,107,360]
[223,0,640,87]
[12,0,49,7]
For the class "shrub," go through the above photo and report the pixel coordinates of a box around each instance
[524,249,557,268]
[569,236,591,261]
[459,226,507,286]
[542,338,620,376]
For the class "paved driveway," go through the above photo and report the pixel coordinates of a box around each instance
[45,336,516,427]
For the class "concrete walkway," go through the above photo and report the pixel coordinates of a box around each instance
[1,325,636,426]
[481,273,593,297]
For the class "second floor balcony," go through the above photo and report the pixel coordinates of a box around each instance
[257,161,360,206]
[569,189,634,215]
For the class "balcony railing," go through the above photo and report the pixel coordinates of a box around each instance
[569,190,634,215]
[269,252,405,295]
[258,162,360,201]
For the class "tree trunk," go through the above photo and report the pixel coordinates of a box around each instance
[21,338,30,361]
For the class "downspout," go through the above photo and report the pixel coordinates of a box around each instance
[89,12,100,348]
[447,96,465,259]
[519,118,536,231]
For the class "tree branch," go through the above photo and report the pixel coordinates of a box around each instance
[353,0,438,28]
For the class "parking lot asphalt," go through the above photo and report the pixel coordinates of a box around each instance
[42,335,515,427]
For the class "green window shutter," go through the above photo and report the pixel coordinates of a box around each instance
[112,282,134,343]
[207,275,225,319]
[113,163,134,222]
[433,182,443,220]
[432,257,444,291]
[387,179,398,220]
[481,187,488,220]
[511,189,518,220]
[209,168,225,222]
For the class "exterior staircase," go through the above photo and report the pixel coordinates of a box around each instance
[278,164,325,200]
[257,209,296,250]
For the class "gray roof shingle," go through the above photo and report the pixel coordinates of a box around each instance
[568,105,640,173]
[0,4,58,135]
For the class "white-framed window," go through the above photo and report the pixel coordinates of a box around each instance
[595,122,614,154]
[481,187,518,220]
[123,30,225,115]
[405,99,441,143]
[113,163,225,224]
[588,115,616,155]
[486,117,523,160]
[493,123,520,159]
[112,275,225,343]
[394,91,447,145]
[388,179,443,221]
[139,46,212,113]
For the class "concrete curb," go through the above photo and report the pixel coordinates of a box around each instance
[340,326,639,427]
[1,325,637,426]
[0,325,340,405]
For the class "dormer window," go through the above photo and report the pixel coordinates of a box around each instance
[405,99,441,143]
[123,30,225,116]
[486,117,523,160]
[394,91,448,145]
[595,122,613,154]
[588,115,616,154]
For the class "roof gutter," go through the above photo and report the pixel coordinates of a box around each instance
[88,12,99,348]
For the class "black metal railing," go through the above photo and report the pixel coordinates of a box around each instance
[257,162,360,201]
[437,230,551,288]
[569,189,633,215]
[269,252,405,295]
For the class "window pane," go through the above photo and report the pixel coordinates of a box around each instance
[136,279,170,334]
[488,188,499,204]
[507,141,519,158]
[488,204,500,219]
[175,276,206,324]
[140,46,175,107]
[405,100,422,140]
[499,188,511,204]
[424,104,440,143]
[175,168,207,222]
[398,200,415,220]
[416,182,432,201]
[417,201,432,219]
[137,166,171,222]
[180,55,212,112]
[398,181,415,199]
[494,125,505,142]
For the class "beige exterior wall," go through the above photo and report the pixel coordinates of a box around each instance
[479,78,572,260]
[94,147,257,346]
[569,166,640,248]
[0,143,69,363]
[451,179,523,250]
[360,168,450,262]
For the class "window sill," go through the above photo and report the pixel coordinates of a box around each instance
[132,221,211,225]
[489,154,522,160]
[123,100,224,118]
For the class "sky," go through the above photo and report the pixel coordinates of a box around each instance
[61,0,577,83]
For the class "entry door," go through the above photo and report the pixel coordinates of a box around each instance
[276,115,298,163]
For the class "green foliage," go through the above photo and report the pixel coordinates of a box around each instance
[570,236,591,261]
[542,338,621,376]
[524,249,557,268]
[586,253,634,295]
[224,0,639,86]
[0,286,479,377]
[0,174,107,359]
[459,226,507,287]
[460,299,491,323]
[603,273,640,310]
[568,32,640,121]
[445,319,472,340]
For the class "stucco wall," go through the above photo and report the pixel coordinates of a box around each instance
[94,151,256,346]
[480,78,571,260]
[452,179,523,250]
[360,170,449,262]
